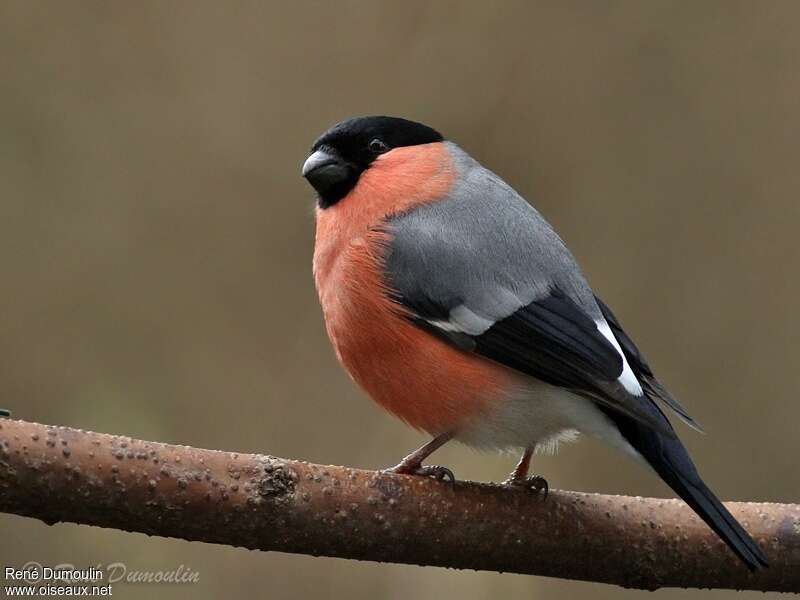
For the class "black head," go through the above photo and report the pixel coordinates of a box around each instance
[302,116,443,208]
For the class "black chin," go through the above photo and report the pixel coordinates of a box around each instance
[315,176,359,209]
[303,148,363,208]
[304,162,360,208]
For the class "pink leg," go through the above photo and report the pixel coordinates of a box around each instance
[385,432,455,482]
[503,446,548,497]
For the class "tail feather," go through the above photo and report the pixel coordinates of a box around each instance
[658,457,768,570]
[593,296,765,568]
[605,405,768,570]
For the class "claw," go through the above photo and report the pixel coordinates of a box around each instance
[414,465,455,483]
[504,474,549,498]
[385,463,456,483]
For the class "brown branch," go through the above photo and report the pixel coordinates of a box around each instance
[0,419,797,592]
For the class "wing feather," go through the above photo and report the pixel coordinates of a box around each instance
[381,144,678,438]
[594,296,703,432]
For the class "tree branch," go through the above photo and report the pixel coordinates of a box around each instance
[0,419,797,592]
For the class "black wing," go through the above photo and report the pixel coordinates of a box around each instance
[594,296,703,432]
[399,286,675,437]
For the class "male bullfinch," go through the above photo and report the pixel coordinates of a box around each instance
[302,116,767,570]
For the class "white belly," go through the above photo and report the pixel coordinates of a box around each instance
[456,377,648,467]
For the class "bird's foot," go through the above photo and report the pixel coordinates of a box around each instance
[503,474,549,498]
[384,462,456,483]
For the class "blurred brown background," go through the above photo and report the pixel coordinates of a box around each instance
[1,1,798,598]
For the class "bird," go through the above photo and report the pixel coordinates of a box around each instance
[301,115,768,570]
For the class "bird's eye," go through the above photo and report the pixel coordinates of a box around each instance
[368,138,390,154]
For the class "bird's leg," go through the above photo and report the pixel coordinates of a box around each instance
[503,446,548,497]
[506,447,534,482]
[384,432,455,482]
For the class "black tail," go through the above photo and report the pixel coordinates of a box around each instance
[663,464,769,570]
[593,297,766,569]
[606,407,768,570]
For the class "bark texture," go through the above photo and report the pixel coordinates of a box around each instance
[0,418,797,592]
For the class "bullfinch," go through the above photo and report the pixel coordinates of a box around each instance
[302,116,767,570]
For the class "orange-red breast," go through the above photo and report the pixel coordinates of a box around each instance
[302,116,766,570]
